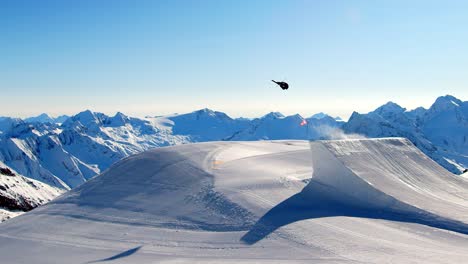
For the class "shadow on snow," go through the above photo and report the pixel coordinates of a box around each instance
[86,246,142,263]
[241,181,468,244]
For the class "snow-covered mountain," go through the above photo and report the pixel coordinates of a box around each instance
[0,110,194,189]
[0,95,466,190]
[343,95,468,174]
[228,112,343,141]
[421,95,468,168]
[0,161,64,222]
[24,113,69,124]
[310,112,343,121]
[0,109,342,189]
[168,108,251,141]
[1,139,467,262]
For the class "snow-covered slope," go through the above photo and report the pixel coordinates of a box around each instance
[0,161,64,222]
[0,109,340,189]
[344,95,468,173]
[421,95,468,169]
[1,95,466,190]
[0,117,23,136]
[0,111,192,189]
[462,171,468,179]
[0,139,467,263]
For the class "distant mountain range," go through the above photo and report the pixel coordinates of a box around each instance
[0,95,466,191]
[343,95,468,174]
[24,113,69,124]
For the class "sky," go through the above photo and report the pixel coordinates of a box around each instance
[1,0,467,120]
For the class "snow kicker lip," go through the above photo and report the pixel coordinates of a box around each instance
[242,138,468,244]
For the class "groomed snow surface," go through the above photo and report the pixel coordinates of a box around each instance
[0,138,468,263]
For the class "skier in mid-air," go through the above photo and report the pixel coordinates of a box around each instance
[272,80,289,90]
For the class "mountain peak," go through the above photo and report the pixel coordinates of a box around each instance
[107,112,130,126]
[405,106,427,120]
[75,109,95,118]
[0,117,24,133]
[194,108,231,120]
[431,95,463,110]
[55,115,70,124]
[261,112,284,120]
[69,110,103,126]
[196,108,214,114]
[436,94,461,102]
[24,113,54,123]
[76,109,94,116]
[37,113,52,119]
[290,113,304,119]
[310,112,330,119]
[374,102,406,115]
[334,116,344,122]
[347,111,364,121]
[114,112,128,118]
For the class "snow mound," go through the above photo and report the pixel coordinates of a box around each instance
[48,143,256,231]
[0,139,467,263]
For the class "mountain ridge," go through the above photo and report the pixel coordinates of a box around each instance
[0,95,466,190]
[1,139,467,262]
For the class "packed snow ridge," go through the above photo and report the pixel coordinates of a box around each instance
[0,138,467,263]
[0,95,467,190]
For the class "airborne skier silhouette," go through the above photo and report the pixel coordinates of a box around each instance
[272,80,289,90]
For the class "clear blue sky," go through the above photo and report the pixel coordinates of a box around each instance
[1,0,467,119]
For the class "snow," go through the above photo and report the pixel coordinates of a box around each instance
[24,113,55,124]
[1,109,339,190]
[0,95,466,192]
[0,208,23,222]
[24,113,70,124]
[261,112,285,119]
[0,117,23,135]
[309,112,329,119]
[344,95,468,174]
[0,161,64,222]
[406,106,427,120]
[421,97,468,159]
[0,112,194,189]
[168,108,250,141]
[462,171,468,179]
[0,138,467,263]
[309,112,343,122]
[373,101,406,117]
[229,114,342,141]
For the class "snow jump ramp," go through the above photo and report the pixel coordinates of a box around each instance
[242,138,468,244]
[0,138,468,263]
[308,138,468,220]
